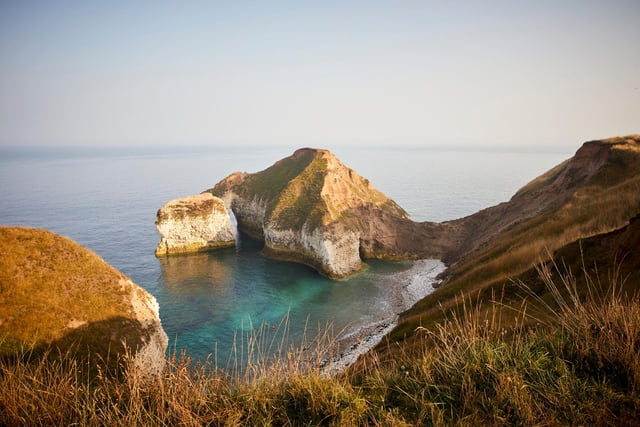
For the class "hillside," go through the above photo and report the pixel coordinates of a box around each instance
[391,135,640,343]
[0,227,168,376]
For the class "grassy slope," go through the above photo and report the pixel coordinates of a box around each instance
[390,136,640,345]
[0,227,149,375]
[213,148,409,233]
[2,245,639,425]
[269,152,328,230]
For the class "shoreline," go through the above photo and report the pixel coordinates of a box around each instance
[324,259,446,375]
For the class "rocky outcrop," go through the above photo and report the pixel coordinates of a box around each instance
[0,227,168,379]
[210,148,453,279]
[169,135,639,281]
[155,193,235,256]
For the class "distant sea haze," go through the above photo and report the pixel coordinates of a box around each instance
[0,146,568,363]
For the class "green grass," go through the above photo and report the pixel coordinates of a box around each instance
[214,148,317,206]
[2,261,639,425]
[270,154,329,230]
[210,148,332,231]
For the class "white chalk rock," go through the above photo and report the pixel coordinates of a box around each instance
[155,193,235,256]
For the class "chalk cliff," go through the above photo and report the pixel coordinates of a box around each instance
[0,227,168,379]
[210,148,452,279]
[155,193,235,256]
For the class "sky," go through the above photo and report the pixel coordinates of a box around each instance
[0,0,638,150]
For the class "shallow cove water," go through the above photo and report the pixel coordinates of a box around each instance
[0,146,570,364]
[157,237,438,365]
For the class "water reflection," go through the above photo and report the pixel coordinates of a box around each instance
[158,252,234,295]
[153,237,432,364]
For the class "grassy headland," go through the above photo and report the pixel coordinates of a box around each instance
[0,227,163,378]
[392,136,640,345]
[0,227,133,355]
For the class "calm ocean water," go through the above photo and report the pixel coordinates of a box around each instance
[0,145,569,363]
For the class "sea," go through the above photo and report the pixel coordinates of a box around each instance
[0,145,570,365]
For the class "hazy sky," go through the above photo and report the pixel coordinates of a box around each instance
[1,1,638,149]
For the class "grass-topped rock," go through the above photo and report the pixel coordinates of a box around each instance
[155,193,236,256]
[191,135,639,282]
[209,148,450,279]
[0,227,168,379]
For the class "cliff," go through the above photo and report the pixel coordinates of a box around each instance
[155,193,235,256]
[392,134,640,345]
[209,148,452,279]
[0,227,168,378]
[441,135,640,266]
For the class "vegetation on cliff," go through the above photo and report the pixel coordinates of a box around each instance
[392,135,640,344]
[211,147,409,232]
[0,227,166,376]
[269,151,329,230]
[210,147,450,278]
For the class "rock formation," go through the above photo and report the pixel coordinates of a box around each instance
[0,227,168,379]
[155,193,235,256]
[160,135,639,281]
[209,148,453,279]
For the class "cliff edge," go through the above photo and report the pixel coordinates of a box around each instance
[209,148,452,279]
[393,135,640,345]
[0,227,168,378]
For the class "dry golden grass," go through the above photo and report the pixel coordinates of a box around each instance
[395,140,640,343]
[2,262,638,425]
[0,227,134,355]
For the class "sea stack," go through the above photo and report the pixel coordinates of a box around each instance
[209,148,450,279]
[155,193,236,256]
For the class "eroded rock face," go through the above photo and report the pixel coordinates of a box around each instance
[125,278,169,380]
[169,135,640,281]
[262,222,364,279]
[210,148,451,279]
[155,193,235,256]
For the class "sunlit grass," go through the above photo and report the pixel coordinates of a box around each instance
[398,142,640,342]
[0,227,133,356]
[2,261,639,425]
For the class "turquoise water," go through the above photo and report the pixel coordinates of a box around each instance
[0,146,570,363]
